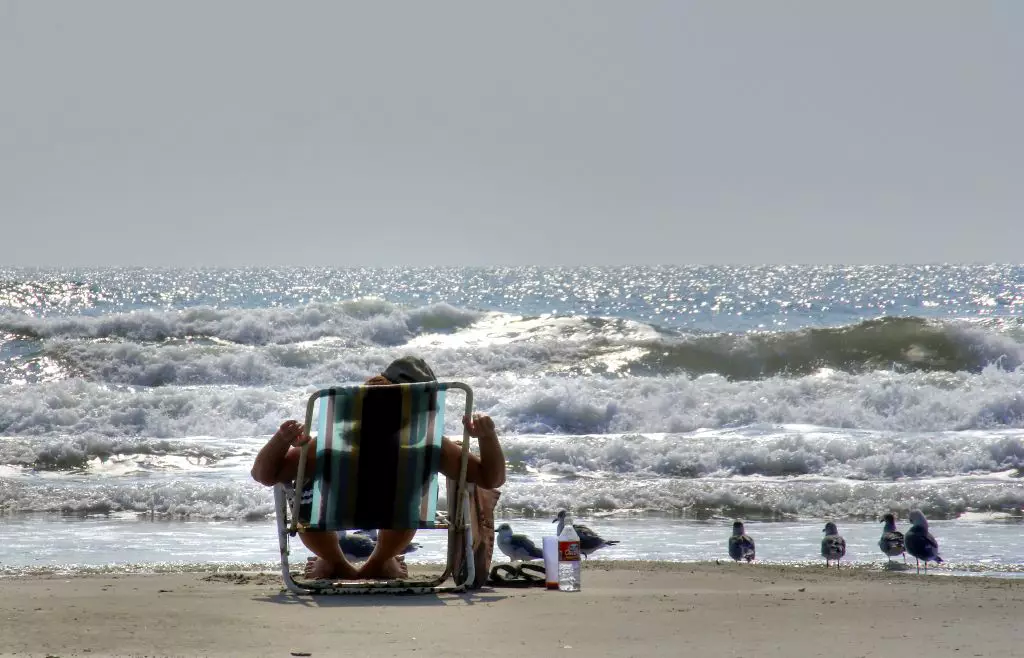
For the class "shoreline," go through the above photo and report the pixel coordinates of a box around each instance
[5,515,1023,572]
[3,558,1024,580]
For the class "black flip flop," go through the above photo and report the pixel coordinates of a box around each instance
[488,563,546,588]
[517,563,546,585]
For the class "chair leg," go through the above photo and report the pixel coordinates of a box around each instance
[460,487,475,588]
[273,484,305,594]
[446,485,475,591]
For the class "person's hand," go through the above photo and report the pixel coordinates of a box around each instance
[463,413,498,440]
[272,420,311,447]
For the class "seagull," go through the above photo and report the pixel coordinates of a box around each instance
[878,513,906,564]
[355,528,422,555]
[553,510,620,559]
[338,530,376,562]
[495,523,544,562]
[821,521,846,569]
[356,528,422,555]
[728,520,756,562]
[905,510,944,574]
[341,529,421,561]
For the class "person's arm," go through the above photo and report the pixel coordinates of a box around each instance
[250,420,310,486]
[440,414,506,489]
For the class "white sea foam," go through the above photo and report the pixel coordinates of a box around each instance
[495,473,1024,520]
[4,364,1024,453]
[0,476,275,519]
[2,463,1021,520]
[5,425,1021,482]
[500,427,1024,479]
[2,419,1023,519]
[0,301,481,346]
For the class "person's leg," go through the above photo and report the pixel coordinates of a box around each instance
[356,529,416,579]
[299,531,359,580]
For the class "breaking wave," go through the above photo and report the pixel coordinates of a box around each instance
[630,317,1024,378]
[0,301,480,346]
[4,366,1024,447]
[4,418,1024,478]
[2,466,1020,521]
[4,308,1024,391]
[495,473,1024,521]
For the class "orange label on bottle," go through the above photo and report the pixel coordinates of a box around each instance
[559,540,580,561]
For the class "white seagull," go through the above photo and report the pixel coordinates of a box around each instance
[495,523,544,562]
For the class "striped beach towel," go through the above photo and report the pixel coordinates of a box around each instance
[303,383,448,531]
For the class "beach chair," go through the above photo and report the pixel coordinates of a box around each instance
[272,381,476,594]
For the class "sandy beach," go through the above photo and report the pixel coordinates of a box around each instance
[1,562,1022,658]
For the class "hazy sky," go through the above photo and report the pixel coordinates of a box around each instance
[2,1,1021,266]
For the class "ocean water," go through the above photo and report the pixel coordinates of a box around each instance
[2,266,1024,575]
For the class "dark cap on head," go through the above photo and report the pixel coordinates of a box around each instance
[381,356,437,384]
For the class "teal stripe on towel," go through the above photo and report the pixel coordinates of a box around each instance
[406,385,429,528]
[308,394,322,525]
[328,389,353,528]
[424,388,446,525]
[309,390,332,527]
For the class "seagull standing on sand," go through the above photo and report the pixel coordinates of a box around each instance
[878,513,906,564]
[496,523,544,562]
[728,521,756,562]
[905,510,944,574]
[553,510,620,558]
[821,521,847,569]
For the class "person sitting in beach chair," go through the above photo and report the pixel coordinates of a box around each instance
[250,356,506,582]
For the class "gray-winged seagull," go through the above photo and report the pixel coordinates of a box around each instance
[905,509,944,574]
[338,529,376,562]
[728,520,756,562]
[353,528,421,556]
[821,521,847,569]
[553,510,620,558]
[878,513,906,564]
[496,523,544,562]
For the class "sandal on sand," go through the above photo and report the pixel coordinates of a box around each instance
[488,563,546,588]
[517,563,546,584]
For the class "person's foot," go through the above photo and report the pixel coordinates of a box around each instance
[304,556,359,580]
[356,556,409,580]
